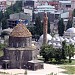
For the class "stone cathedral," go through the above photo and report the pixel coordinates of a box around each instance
[2,23,43,70]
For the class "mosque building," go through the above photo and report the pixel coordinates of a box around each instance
[37,12,75,48]
[38,27,75,48]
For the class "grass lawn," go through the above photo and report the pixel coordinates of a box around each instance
[48,59,75,65]
[62,60,75,65]
[0,71,9,74]
[0,50,4,57]
[60,66,75,74]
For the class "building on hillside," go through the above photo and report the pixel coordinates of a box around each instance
[23,8,33,21]
[71,0,75,10]
[34,4,56,14]
[34,12,55,22]
[1,23,43,70]
[22,1,35,21]
[22,1,34,9]
[0,0,6,11]
[6,0,16,7]
[59,1,71,12]
[7,12,31,28]
[34,4,57,22]
[48,1,59,10]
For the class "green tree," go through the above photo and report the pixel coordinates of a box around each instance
[67,44,75,63]
[0,44,6,50]
[2,18,8,29]
[40,45,53,62]
[0,1,22,29]
[62,41,75,63]
[66,19,72,30]
[58,18,65,36]
[0,43,6,57]
[27,27,35,35]
[62,41,68,60]
[54,48,62,62]
[6,1,22,15]
[72,9,75,17]
[0,11,3,22]
[48,20,50,34]
[34,16,43,36]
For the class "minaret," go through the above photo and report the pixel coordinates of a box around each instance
[43,12,48,45]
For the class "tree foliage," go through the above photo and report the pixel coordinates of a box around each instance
[58,18,65,36]
[40,41,75,63]
[62,41,68,60]
[66,19,72,30]
[0,1,22,29]
[0,11,3,22]
[66,44,75,63]
[40,45,53,61]
[62,41,75,63]
[6,1,22,15]
[40,45,62,62]
[72,9,75,17]
[54,48,62,62]
[0,44,6,51]
[34,16,43,36]
[48,20,50,34]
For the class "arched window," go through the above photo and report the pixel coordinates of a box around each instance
[12,43,13,47]
[23,43,25,47]
[16,43,18,47]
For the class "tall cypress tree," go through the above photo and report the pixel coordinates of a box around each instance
[34,16,43,36]
[66,19,72,30]
[58,18,65,36]
[72,9,75,17]
[48,20,50,34]
[62,41,67,60]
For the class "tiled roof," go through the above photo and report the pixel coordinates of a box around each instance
[10,23,32,37]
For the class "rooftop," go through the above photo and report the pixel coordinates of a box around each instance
[10,23,32,37]
[6,46,36,51]
[28,60,43,63]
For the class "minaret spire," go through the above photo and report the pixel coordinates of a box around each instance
[43,12,48,45]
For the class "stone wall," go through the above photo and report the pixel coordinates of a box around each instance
[3,48,37,69]
[9,37,32,48]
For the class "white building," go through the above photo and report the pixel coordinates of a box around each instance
[59,1,71,12]
[0,0,6,11]
[71,0,75,10]
[6,0,16,7]
[34,4,56,14]
[23,8,33,21]
[38,27,75,48]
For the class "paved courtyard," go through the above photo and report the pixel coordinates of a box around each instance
[0,63,68,75]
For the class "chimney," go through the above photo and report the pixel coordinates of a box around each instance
[43,12,48,45]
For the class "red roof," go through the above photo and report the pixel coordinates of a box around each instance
[48,2,59,5]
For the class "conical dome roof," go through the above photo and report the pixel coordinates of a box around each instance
[10,23,32,37]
